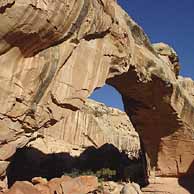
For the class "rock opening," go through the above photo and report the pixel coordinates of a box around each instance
[89,84,124,111]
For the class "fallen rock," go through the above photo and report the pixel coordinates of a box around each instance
[60,176,98,194]
[5,181,41,194]
[0,181,7,193]
[31,177,48,185]
[100,181,124,194]
[46,176,73,194]
[121,182,142,194]
[5,176,98,194]
[34,184,50,194]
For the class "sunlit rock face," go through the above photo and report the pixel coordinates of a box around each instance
[1,0,194,193]
[29,99,140,158]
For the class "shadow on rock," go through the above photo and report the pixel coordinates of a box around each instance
[178,160,194,194]
[7,143,147,188]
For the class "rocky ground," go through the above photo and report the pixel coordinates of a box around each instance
[2,176,143,194]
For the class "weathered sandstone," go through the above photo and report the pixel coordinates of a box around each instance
[0,0,194,193]
[142,177,194,194]
[28,99,140,157]
[121,182,142,194]
[5,176,98,194]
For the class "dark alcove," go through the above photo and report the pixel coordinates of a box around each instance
[7,143,147,188]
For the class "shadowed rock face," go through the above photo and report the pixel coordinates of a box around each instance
[0,0,194,193]
[6,144,146,187]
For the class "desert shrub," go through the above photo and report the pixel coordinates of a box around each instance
[96,168,116,181]
[63,168,116,181]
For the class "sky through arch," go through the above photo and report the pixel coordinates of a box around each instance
[89,84,124,111]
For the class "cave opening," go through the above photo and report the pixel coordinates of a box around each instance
[7,144,147,188]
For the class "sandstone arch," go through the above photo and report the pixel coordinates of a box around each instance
[0,0,194,192]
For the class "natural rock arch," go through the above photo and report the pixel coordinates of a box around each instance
[0,1,194,192]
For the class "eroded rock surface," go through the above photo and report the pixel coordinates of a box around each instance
[29,99,140,157]
[0,0,194,193]
[142,177,194,194]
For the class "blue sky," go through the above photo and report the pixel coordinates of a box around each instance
[90,0,194,110]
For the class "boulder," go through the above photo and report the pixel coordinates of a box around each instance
[100,181,123,194]
[6,176,98,194]
[5,181,41,194]
[59,176,98,194]
[121,182,142,194]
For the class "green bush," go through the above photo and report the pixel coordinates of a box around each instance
[96,168,116,181]
[63,168,116,181]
